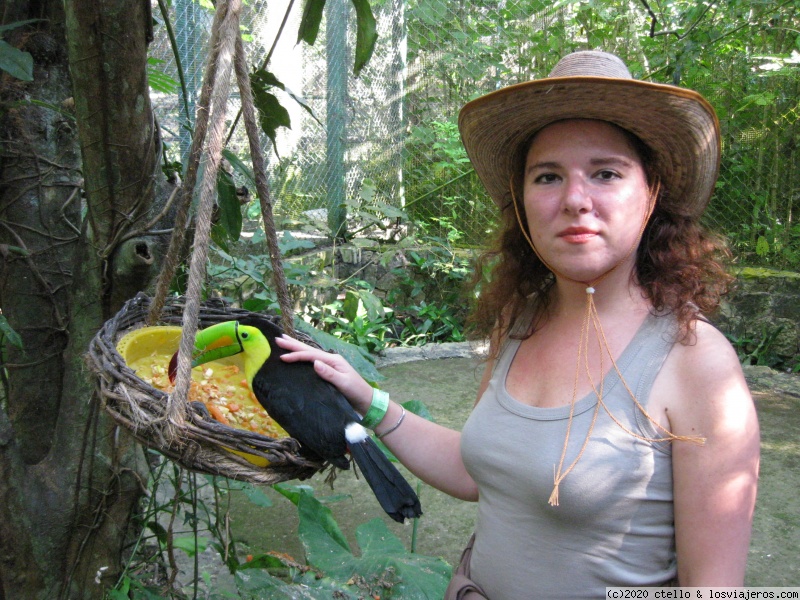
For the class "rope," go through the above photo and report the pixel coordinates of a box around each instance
[147,0,227,326]
[138,0,298,439]
[170,0,242,429]
[233,35,295,336]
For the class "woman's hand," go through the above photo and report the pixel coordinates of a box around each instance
[278,335,479,500]
[274,335,375,414]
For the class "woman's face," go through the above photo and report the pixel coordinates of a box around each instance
[523,119,652,284]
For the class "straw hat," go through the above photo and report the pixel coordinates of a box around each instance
[458,50,720,217]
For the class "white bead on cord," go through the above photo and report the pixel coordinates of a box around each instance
[586,287,595,294]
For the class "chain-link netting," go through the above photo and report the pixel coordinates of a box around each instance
[150,0,800,269]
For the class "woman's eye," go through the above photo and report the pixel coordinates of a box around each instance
[533,173,560,184]
[596,169,620,181]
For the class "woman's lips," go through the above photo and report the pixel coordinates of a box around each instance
[558,227,598,244]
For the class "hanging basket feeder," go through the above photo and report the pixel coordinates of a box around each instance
[87,293,325,484]
[86,0,332,484]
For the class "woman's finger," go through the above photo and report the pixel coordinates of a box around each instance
[274,334,314,351]
[275,335,324,360]
[275,335,345,369]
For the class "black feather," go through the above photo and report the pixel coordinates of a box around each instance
[237,315,422,522]
[348,436,423,522]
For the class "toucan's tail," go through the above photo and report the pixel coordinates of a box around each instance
[345,423,422,523]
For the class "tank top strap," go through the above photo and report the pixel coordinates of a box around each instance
[627,312,679,449]
[492,309,679,422]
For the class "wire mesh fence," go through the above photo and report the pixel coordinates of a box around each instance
[150,0,800,269]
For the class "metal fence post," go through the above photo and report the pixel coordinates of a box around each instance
[325,0,348,240]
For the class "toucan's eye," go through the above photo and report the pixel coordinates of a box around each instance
[241,332,249,339]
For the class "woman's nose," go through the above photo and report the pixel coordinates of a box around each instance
[562,177,593,214]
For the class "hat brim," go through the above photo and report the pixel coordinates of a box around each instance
[458,76,720,217]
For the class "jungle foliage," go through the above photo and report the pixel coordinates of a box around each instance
[2,1,800,599]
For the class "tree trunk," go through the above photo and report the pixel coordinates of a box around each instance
[0,0,174,597]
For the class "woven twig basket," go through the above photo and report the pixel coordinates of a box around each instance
[87,292,324,484]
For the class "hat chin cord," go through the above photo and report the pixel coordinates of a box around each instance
[508,178,703,507]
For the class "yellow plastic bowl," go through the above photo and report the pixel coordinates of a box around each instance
[116,325,183,365]
[116,326,286,467]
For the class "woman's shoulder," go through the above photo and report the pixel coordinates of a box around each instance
[672,318,741,377]
[658,317,754,436]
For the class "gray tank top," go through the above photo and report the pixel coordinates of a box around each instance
[461,312,679,599]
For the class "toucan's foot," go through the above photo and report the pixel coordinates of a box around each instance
[324,465,340,489]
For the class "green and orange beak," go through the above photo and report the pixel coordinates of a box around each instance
[168,321,245,383]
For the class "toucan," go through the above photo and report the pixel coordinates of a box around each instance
[169,316,422,523]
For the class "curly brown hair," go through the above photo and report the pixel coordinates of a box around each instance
[467,125,733,349]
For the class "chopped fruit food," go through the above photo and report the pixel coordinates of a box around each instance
[115,326,288,462]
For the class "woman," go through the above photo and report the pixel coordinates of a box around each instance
[276,51,760,598]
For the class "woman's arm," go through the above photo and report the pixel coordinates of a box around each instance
[275,335,480,501]
[657,321,760,585]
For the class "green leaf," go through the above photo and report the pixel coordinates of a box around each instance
[256,91,291,148]
[212,541,242,573]
[351,0,377,76]
[0,19,43,35]
[15,99,75,121]
[242,483,273,508]
[236,568,357,598]
[273,482,315,505]
[359,178,377,202]
[375,201,407,220]
[146,520,168,545]
[250,70,292,154]
[242,297,272,313]
[278,231,316,254]
[300,510,451,599]
[236,570,286,596]
[217,168,242,242]
[756,235,770,257]
[173,536,208,557]
[355,517,406,556]
[222,148,257,190]
[0,40,33,81]
[0,315,23,350]
[293,320,385,383]
[297,489,352,557]
[211,222,231,253]
[358,289,385,321]
[251,68,286,91]
[298,0,326,45]
[342,290,361,322]
[354,519,452,598]
[146,57,178,93]
[274,482,351,506]
[403,399,434,423]
[270,485,450,596]
[107,576,130,600]
[284,85,321,125]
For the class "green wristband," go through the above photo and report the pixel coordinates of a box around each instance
[361,388,390,429]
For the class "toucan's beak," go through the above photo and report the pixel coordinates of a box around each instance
[168,321,243,383]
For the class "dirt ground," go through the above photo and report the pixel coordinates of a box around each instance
[741,368,800,586]
[228,356,800,586]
